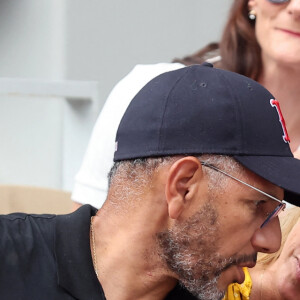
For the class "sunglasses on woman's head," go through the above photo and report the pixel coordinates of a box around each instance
[268,0,290,3]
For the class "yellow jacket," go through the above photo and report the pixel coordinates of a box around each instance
[223,267,252,300]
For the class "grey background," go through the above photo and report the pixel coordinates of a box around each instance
[0,0,232,190]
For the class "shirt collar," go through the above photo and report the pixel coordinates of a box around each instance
[55,205,105,300]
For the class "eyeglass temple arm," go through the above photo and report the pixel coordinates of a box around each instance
[200,161,285,205]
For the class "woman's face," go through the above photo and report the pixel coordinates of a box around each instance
[272,218,300,299]
[249,0,300,66]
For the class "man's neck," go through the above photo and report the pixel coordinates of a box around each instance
[90,206,177,300]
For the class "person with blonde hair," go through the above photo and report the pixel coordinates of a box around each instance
[225,206,300,299]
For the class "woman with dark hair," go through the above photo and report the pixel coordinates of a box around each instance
[72,0,300,209]
[175,0,260,79]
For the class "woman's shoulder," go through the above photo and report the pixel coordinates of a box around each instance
[173,42,221,67]
[126,62,185,83]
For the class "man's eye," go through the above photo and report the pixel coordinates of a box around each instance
[254,200,266,208]
[254,200,273,218]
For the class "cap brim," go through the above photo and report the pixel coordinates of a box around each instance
[233,155,300,207]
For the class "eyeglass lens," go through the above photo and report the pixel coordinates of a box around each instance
[260,202,286,228]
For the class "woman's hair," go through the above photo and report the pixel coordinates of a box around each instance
[257,206,300,266]
[174,0,262,80]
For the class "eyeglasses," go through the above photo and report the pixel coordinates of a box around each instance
[268,0,290,4]
[200,161,286,228]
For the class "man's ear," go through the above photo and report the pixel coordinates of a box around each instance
[165,157,204,220]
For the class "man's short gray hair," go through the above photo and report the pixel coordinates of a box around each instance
[108,155,243,191]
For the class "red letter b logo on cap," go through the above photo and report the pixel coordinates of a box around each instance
[270,99,290,143]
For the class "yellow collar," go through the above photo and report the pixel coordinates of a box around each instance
[223,267,252,300]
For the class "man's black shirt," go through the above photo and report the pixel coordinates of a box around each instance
[0,205,196,300]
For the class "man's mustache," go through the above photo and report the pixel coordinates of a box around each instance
[215,252,257,276]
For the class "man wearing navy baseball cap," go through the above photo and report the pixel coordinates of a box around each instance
[1,63,300,300]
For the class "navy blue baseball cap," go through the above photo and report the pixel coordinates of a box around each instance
[114,63,300,206]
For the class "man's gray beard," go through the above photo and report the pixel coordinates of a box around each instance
[189,277,225,300]
[156,201,227,300]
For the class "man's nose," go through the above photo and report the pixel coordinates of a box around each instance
[250,216,282,253]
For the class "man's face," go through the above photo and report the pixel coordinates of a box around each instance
[157,201,257,300]
[157,166,282,300]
